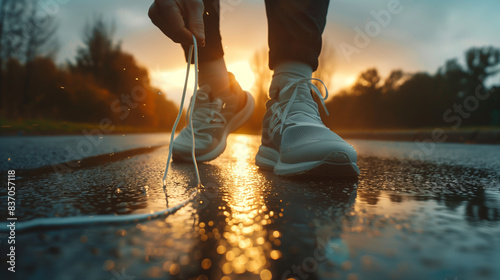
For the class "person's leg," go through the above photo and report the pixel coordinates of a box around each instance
[257,0,359,177]
[197,0,232,98]
[264,0,329,98]
[173,0,254,162]
[265,0,329,72]
[182,0,231,98]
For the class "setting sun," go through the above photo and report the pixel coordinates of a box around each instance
[331,73,357,94]
[227,61,255,91]
[150,61,255,105]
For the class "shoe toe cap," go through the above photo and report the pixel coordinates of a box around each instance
[172,131,214,154]
[280,127,357,164]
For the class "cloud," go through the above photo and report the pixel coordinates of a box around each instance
[325,0,500,83]
[53,0,500,97]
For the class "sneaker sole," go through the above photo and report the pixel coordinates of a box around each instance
[172,91,255,162]
[256,145,360,177]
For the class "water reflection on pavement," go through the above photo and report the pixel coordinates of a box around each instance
[1,135,499,280]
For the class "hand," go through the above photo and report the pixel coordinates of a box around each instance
[148,0,205,46]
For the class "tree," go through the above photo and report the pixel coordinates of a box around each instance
[394,72,442,127]
[379,69,409,126]
[0,0,26,112]
[352,68,382,127]
[22,0,59,109]
[437,59,467,100]
[0,0,6,110]
[465,46,500,81]
[324,68,382,129]
[0,0,58,115]
[312,40,336,122]
[463,47,500,126]
[490,86,500,126]
[0,0,26,62]
[70,18,180,128]
[239,47,272,134]
[72,18,120,84]
[352,68,380,94]
[2,58,23,118]
[381,69,408,94]
[313,40,335,96]
[0,1,6,54]
[21,0,58,63]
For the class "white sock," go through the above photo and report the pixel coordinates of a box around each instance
[270,61,313,99]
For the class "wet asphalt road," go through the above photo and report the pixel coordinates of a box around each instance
[0,134,499,280]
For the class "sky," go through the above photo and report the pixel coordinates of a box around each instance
[51,0,500,104]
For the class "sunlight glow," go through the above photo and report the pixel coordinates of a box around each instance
[150,67,196,105]
[151,60,353,105]
[331,73,357,94]
[227,61,255,91]
[151,61,255,105]
[215,135,279,277]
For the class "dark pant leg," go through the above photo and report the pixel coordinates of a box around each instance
[265,0,330,71]
[183,0,224,63]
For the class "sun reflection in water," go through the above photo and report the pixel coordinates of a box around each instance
[216,135,278,278]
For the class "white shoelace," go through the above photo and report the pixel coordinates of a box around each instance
[1,36,202,233]
[186,92,227,133]
[162,34,203,189]
[273,78,330,135]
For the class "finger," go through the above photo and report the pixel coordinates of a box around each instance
[149,1,193,45]
[185,0,205,46]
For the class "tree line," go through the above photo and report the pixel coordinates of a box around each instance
[242,45,500,134]
[0,0,180,129]
[324,46,500,130]
[1,0,498,133]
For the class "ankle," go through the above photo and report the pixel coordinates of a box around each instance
[199,58,230,97]
[273,61,313,80]
[270,61,313,99]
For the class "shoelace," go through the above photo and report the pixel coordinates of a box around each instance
[0,35,203,234]
[163,35,203,190]
[275,78,330,135]
[186,92,227,132]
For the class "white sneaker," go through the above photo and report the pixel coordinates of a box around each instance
[172,73,255,162]
[255,77,359,177]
